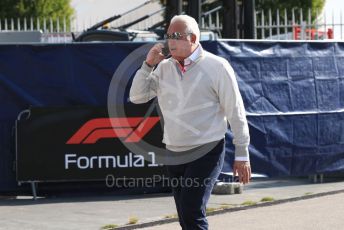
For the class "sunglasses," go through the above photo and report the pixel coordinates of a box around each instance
[164,32,192,40]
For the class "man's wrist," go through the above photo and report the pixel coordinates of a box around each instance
[141,61,154,73]
[145,60,154,68]
[234,145,249,160]
[235,156,250,162]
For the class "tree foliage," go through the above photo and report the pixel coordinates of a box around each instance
[0,0,74,30]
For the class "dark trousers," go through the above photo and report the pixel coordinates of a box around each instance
[166,139,225,230]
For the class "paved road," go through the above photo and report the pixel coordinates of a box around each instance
[141,192,344,230]
[0,178,343,230]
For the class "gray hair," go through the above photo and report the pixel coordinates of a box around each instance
[170,15,200,44]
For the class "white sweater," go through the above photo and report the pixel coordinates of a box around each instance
[129,45,250,159]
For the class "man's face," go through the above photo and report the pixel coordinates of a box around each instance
[166,21,195,61]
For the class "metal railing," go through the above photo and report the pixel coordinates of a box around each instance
[2,7,342,42]
[254,8,340,40]
[199,6,339,40]
[0,17,75,42]
[0,16,163,43]
[200,5,223,31]
[0,1,163,43]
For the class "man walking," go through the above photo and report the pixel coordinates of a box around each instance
[130,15,251,230]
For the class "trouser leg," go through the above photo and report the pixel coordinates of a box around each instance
[167,139,225,230]
[166,164,187,229]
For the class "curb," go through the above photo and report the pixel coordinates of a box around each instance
[112,189,344,230]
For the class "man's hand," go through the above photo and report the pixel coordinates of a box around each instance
[146,43,165,67]
[233,161,251,184]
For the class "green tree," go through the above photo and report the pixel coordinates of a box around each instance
[0,0,74,31]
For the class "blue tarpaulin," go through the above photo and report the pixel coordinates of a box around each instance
[0,40,343,191]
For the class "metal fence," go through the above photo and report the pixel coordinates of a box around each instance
[0,1,163,43]
[200,5,223,31]
[0,17,75,42]
[1,7,343,42]
[254,8,343,40]
[0,15,163,43]
[200,6,342,40]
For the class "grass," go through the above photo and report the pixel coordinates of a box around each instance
[304,192,313,196]
[219,203,234,209]
[127,216,139,225]
[220,202,232,206]
[219,204,233,209]
[206,207,219,214]
[100,224,118,229]
[205,204,238,215]
[260,197,275,202]
[164,214,178,219]
[241,200,258,206]
[165,205,234,219]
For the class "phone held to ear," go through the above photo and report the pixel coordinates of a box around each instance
[161,42,170,57]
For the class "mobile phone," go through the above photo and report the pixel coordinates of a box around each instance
[161,42,170,57]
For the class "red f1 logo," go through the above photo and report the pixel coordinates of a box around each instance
[66,117,160,144]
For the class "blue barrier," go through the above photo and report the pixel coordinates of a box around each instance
[0,40,343,191]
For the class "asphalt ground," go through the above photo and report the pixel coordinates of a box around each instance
[0,177,343,230]
[140,192,344,230]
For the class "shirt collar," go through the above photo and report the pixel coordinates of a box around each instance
[172,44,202,66]
[184,44,202,65]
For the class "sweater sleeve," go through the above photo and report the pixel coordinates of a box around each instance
[216,61,250,160]
[129,61,159,104]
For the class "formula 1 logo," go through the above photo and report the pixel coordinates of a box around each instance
[66,117,160,144]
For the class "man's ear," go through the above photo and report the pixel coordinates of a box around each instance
[190,34,197,44]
